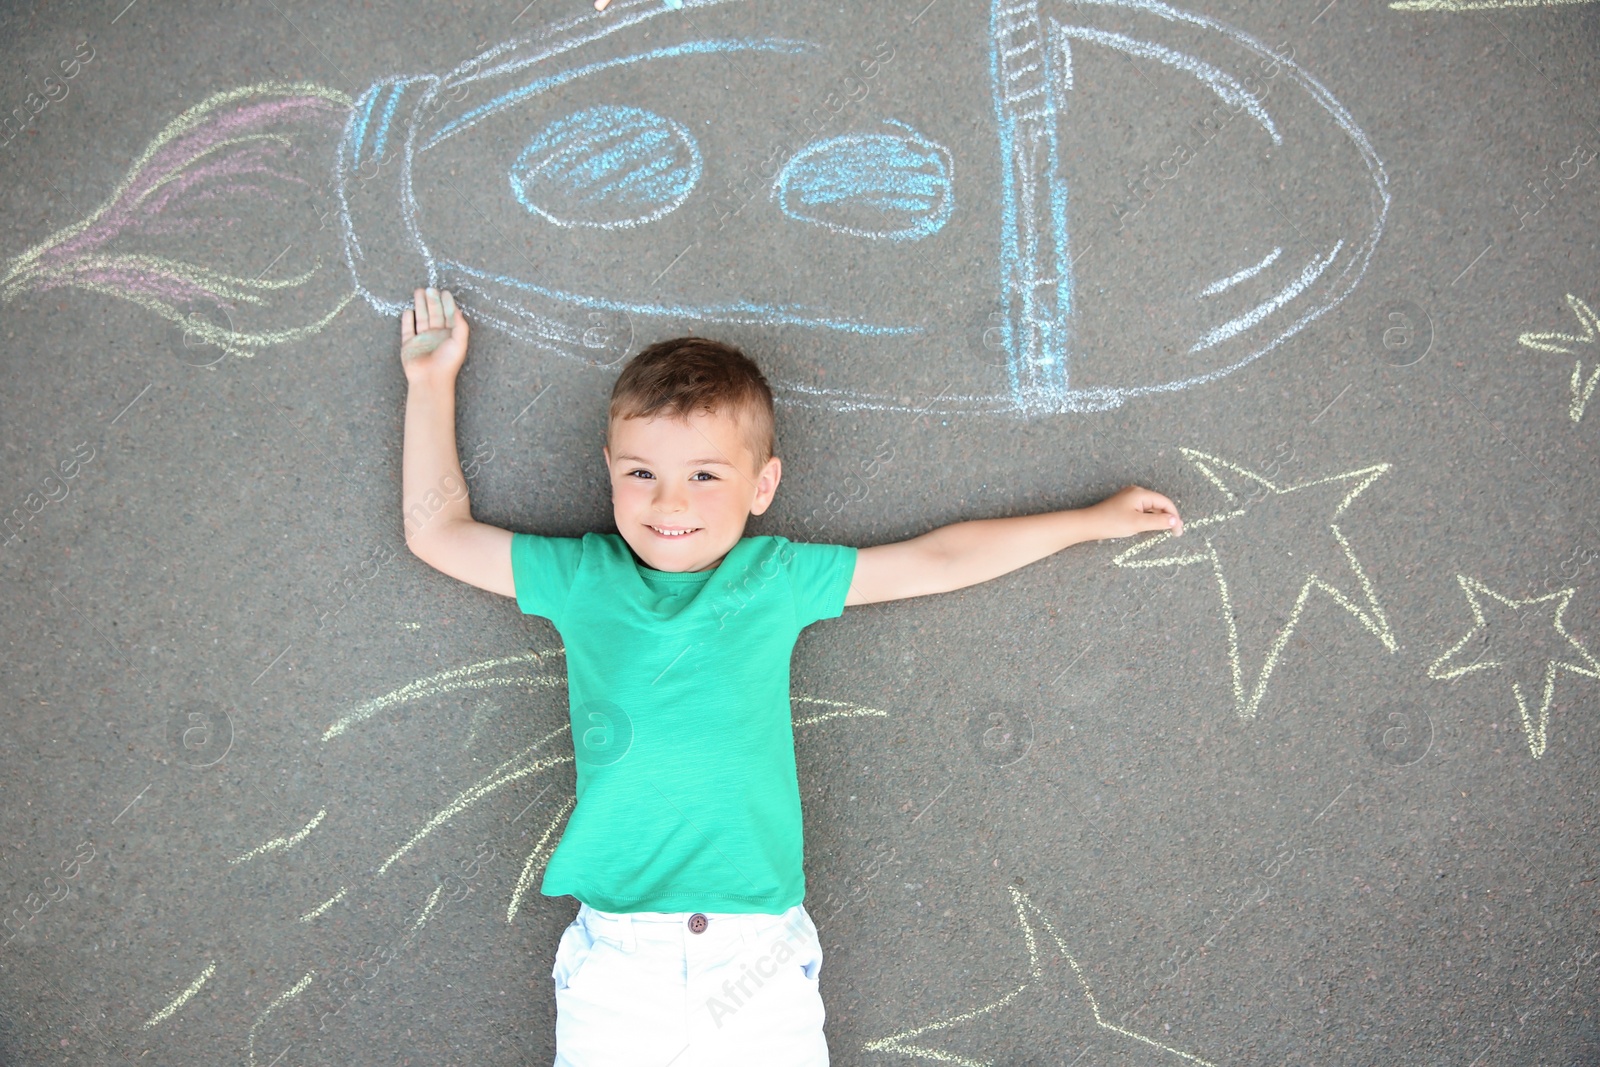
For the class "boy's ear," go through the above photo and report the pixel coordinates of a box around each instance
[748,455,782,516]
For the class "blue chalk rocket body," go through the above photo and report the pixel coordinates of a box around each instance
[336,0,1386,416]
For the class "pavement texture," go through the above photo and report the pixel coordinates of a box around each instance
[1,0,1598,1064]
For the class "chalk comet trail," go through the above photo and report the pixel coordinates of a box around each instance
[377,751,574,877]
[299,887,346,923]
[229,808,326,865]
[141,961,216,1029]
[508,792,579,921]
[322,648,563,741]
[791,695,891,727]
[411,885,445,932]
[314,641,892,923]
[375,724,574,875]
[246,970,315,1067]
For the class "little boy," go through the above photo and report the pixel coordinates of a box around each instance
[397,287,1182,1066]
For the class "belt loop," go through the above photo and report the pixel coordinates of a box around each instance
[619,912,636,953]
[581,905,637,952]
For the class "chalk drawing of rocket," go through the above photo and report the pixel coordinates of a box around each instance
[3,0,1386,415]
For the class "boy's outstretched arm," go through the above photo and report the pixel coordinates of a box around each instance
[843,486,1182,607]
[400,287,515,598]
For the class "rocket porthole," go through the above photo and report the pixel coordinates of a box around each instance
[772,120,954,242]
[509,105,702,230]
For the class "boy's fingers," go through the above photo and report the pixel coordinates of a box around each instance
[425,287,444,329]
[1142,489,1177,513]
[401,308,415,341]
[413,288,428,328]
[441,289,457,328]
[1146,512,1179,534]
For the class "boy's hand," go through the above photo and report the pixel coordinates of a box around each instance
[1093,485,1183,539]
[400,287,469,387]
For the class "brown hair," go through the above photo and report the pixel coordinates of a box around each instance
[608,337,776,473]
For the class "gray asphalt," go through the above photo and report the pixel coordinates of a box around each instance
[1,0,1598,1064]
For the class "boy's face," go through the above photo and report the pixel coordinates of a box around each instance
[603,405,781,573]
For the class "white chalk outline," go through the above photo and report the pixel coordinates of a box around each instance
[1391,0,1595,10]
[1427,575,1600,759]
[1190,241,1343,352]
[1005,0,1386,412]
[864,886,1219,1066]
[3,0,1387,416]
[8,0,1386,417]
[1050,24,1281,144]
[1113,448,1397,720]
[1199,247,1281,297]
[322,0,1387,417]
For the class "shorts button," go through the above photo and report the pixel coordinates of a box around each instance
[687,913,709,934]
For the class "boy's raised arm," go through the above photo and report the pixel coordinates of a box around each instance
[400,288,516,598]
[844,486,1182,607]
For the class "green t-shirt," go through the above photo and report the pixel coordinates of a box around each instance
[510,531,858,913]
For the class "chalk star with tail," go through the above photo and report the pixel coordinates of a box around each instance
[1113,449,1397,720]
[1428,576,1600,759]
[1518,293,1600,424]
[864,886,1219,1067]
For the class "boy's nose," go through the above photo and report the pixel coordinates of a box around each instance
[653,484,687,512]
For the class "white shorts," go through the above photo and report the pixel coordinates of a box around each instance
[552,901,828,1067]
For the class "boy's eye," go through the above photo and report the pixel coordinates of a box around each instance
[624,470,717,481]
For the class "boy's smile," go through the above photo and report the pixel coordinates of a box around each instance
[605,406,781,573]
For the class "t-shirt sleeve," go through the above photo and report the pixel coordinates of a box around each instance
[510,533,586,625]
[780,537,859,630]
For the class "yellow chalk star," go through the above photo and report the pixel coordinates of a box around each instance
[1113,449,1397,720]
[864,887,1218,1067]
[1428,576,1600,758]
[1519,293,1600,423]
